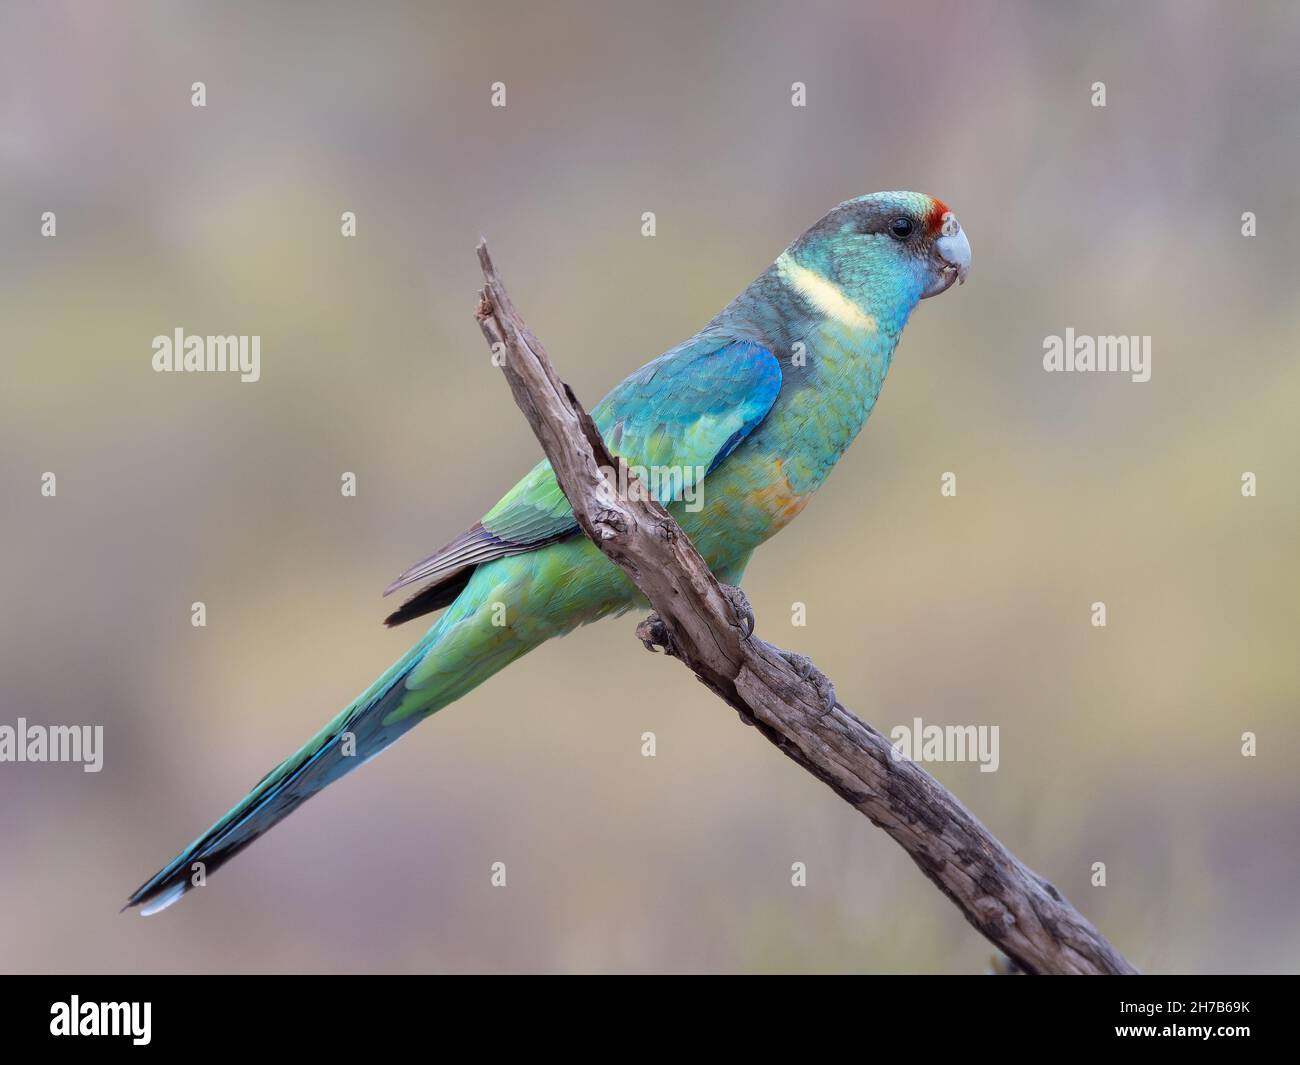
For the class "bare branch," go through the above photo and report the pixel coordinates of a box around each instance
[473,241,1137,976]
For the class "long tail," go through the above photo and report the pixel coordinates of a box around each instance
[124,558,569,915]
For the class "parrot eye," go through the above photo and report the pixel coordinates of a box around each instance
[888,217,915,240]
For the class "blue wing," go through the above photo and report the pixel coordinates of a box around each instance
[382,337,782,623]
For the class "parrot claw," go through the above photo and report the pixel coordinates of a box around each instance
[636,613,679,657]
[718,584,755,640]
[779,651,836,713]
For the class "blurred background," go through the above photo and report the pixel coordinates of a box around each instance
[1,0,1297,973]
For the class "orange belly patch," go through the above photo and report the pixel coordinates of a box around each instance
[746,459,811,532]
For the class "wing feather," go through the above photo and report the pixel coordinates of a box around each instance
[382,337,781,625]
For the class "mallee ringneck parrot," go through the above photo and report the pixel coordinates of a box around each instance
[127,190,972,913]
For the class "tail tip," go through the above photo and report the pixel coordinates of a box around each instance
[124,876,189,917]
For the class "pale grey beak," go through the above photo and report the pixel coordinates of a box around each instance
[921,212,971,299]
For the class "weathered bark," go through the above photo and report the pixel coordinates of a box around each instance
[472,241,1137,975]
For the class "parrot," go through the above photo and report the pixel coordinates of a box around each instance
[126,190,971,914]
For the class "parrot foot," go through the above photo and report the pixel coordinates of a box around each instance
[636,613,679,658]
[718,583,755,640]
[779,650,837,714]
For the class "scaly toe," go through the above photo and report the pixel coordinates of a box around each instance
[719,583,755,640]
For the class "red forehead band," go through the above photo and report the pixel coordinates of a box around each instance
[926,198,951,235]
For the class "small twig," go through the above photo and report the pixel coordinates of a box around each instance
[473,241,1136,975]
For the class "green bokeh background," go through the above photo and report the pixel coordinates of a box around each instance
[1,0,1297,973]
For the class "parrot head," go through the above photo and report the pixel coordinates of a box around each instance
[780,190,971,329]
